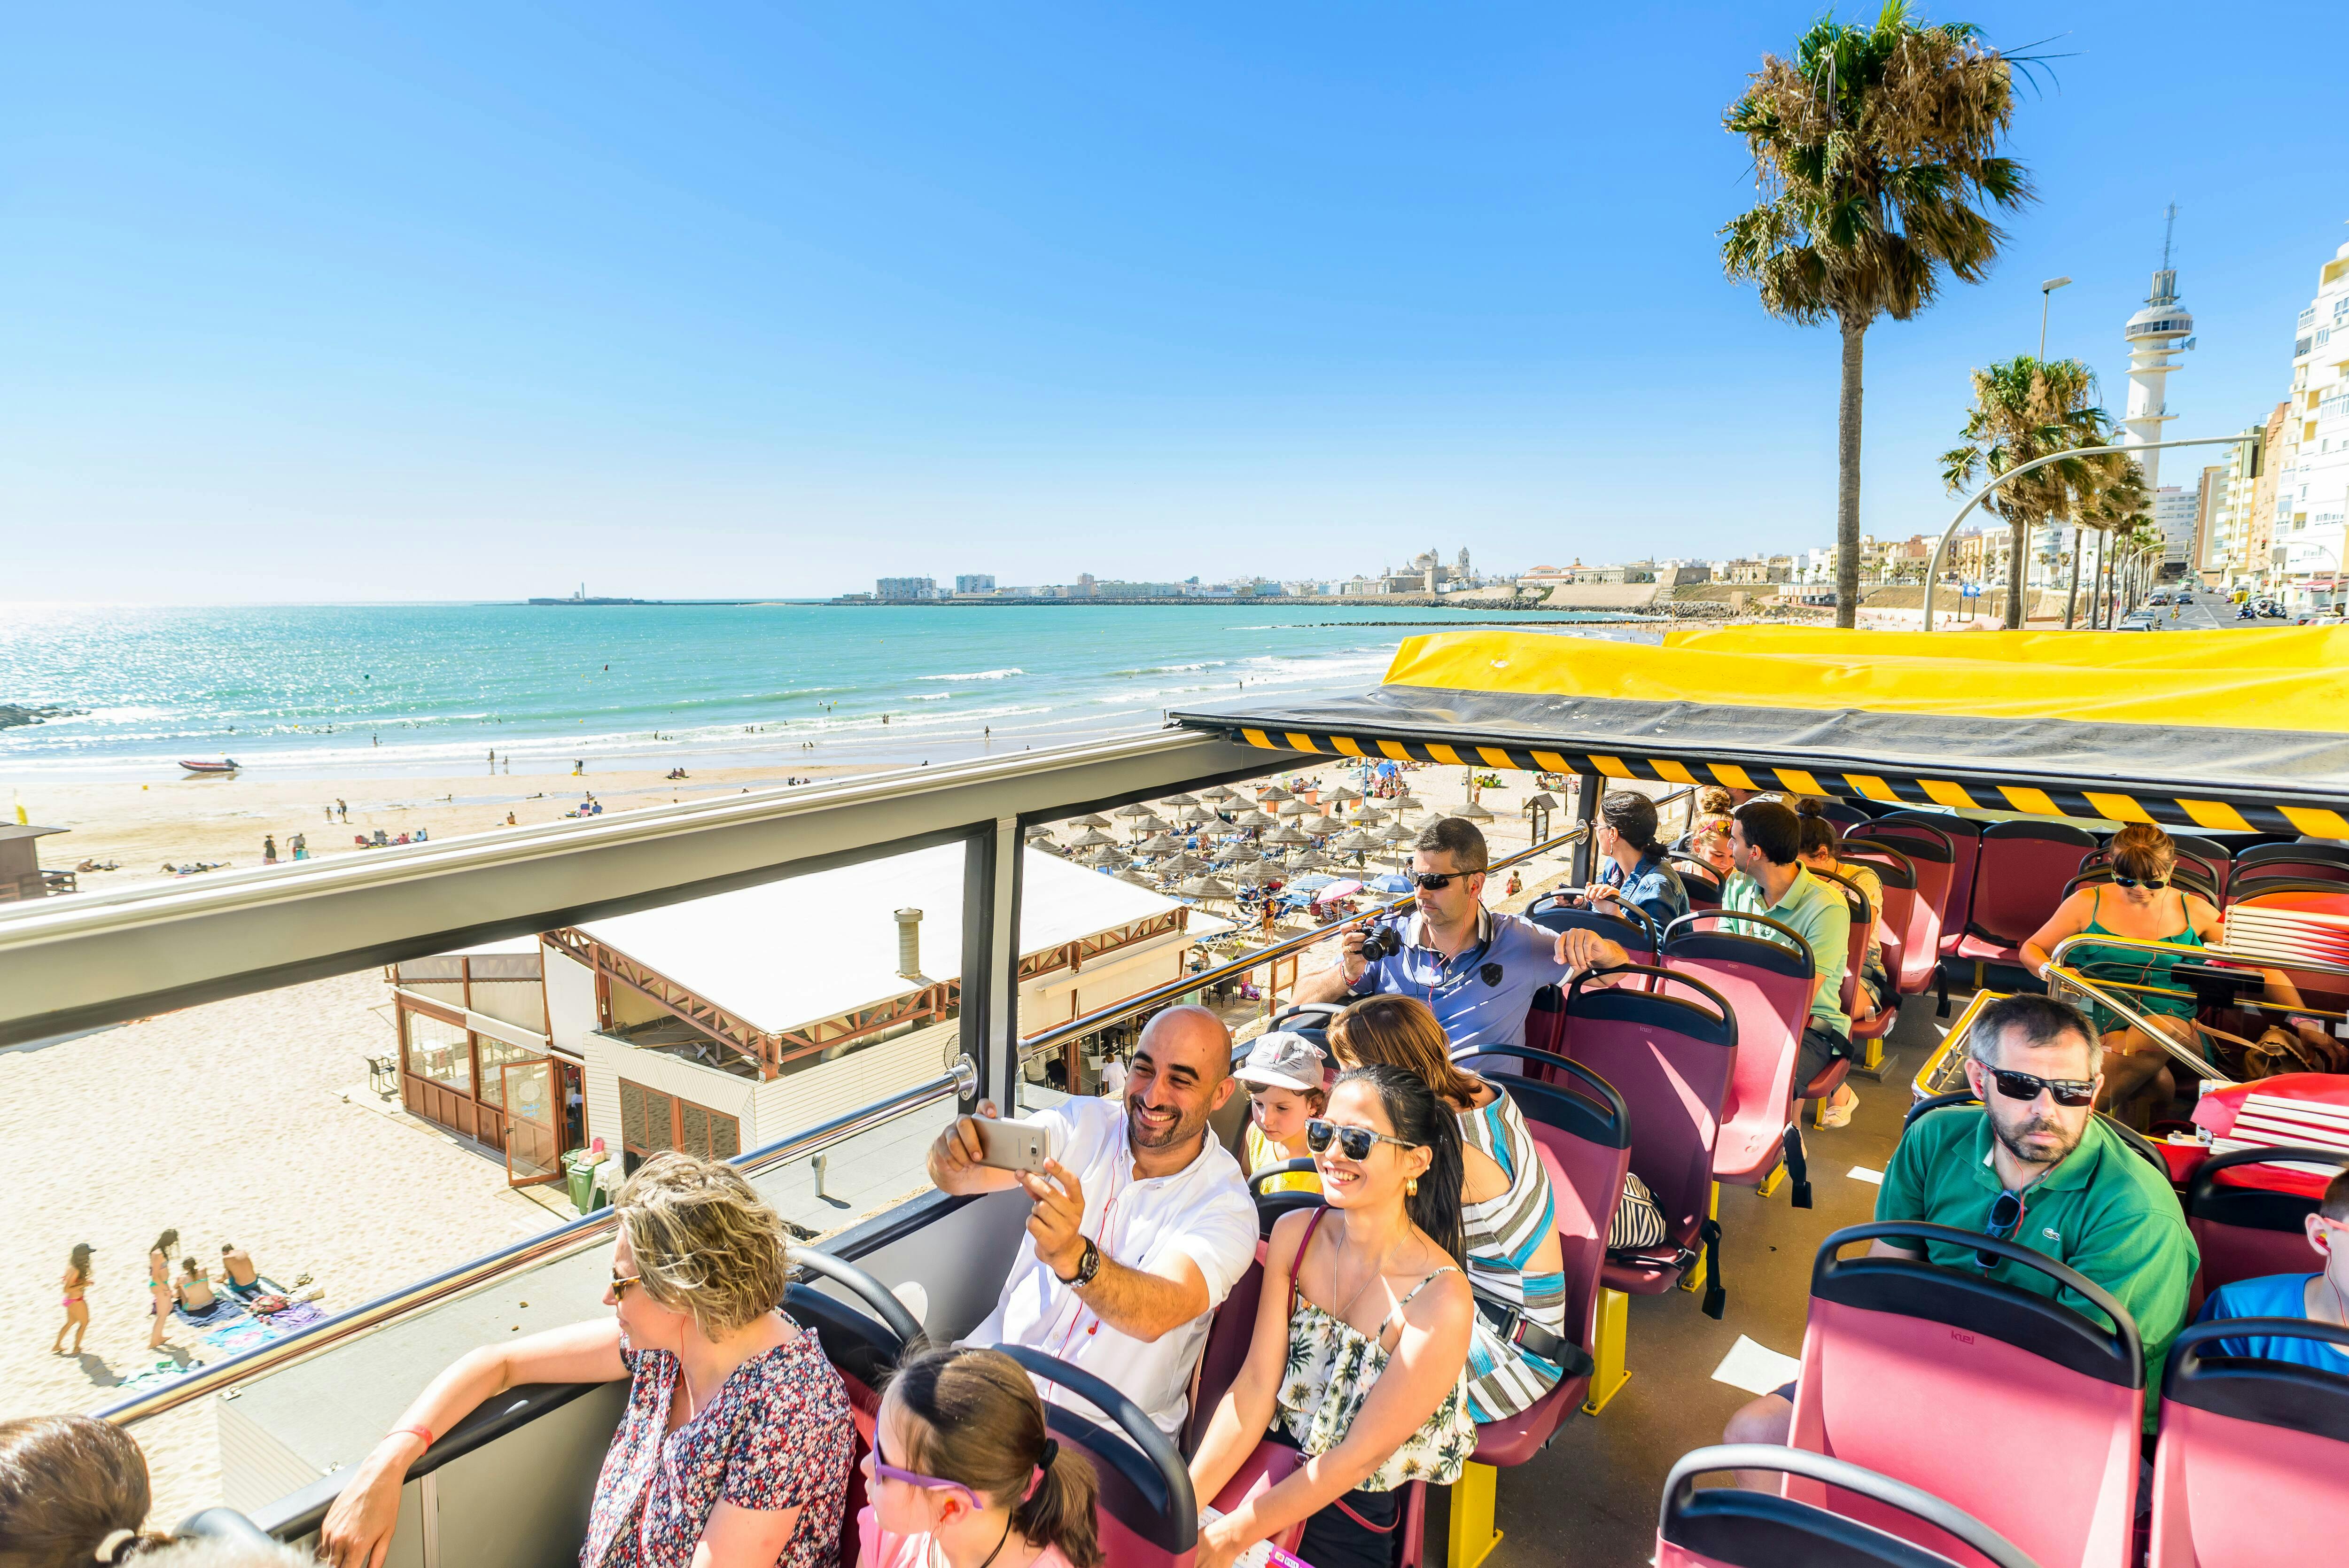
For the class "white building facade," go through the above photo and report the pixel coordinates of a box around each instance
[2277,241,2349,609]
[2153,486,2197,571]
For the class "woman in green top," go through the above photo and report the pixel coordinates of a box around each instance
[2022,823,2229,1126]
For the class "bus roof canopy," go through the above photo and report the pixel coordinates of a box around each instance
[1167,625,2349,835]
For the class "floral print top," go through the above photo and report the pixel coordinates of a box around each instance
[578,1327,855,1568]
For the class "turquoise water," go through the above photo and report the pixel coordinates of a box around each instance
[0,603,1647,779]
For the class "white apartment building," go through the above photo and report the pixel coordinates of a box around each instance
[2202,436,2263,582]
[2277,240,2349,607]
[2153,486,2197,570]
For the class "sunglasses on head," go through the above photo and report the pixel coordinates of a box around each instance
[1304,1118,1421,1161]
[1983,1067,2096,1109]
[2111,873,2170,889]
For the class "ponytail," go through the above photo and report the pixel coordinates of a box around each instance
[1336,1064,1467,1268]
[887,1347,1104,1568]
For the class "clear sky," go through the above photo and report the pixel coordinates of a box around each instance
[7,2,2343,602]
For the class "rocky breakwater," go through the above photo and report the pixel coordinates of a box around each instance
[0,704,84,730]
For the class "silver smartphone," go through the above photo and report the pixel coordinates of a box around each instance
[972,1116,1053,1174]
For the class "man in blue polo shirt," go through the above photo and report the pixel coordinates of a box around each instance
[1292,816,1574,1050]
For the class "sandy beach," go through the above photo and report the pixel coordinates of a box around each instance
[0,749,1656,1530]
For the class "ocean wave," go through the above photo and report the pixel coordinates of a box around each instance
[1108,660,1226,676]
[917,668,1023,682]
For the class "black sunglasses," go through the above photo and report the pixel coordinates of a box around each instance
[1976,1188,2024,1270]
[1410,871,1473,890]
[1304,1118,1420,1162]
[2111,874,2170,890]
[1983,1067,2096,1109]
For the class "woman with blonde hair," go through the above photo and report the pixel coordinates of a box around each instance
[319,1152,855,1568]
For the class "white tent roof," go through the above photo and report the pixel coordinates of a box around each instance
[575,846,1188,1034]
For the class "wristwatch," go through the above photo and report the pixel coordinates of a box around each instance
[1058,1237,1101,1288]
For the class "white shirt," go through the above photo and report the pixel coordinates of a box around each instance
[964,1094,1257,1435]
[1097,1059,1128,1097]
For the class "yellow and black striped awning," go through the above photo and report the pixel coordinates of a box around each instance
[1169,627,2349,835]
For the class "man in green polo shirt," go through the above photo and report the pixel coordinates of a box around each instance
[1719,797,1859,1126]
[1725,992,2197,1458]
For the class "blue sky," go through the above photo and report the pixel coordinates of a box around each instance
[6,2,2342,602]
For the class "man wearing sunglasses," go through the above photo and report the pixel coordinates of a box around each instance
[1292,816,1577,1051]
[1722,993,2196,1465]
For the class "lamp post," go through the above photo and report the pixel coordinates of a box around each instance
[2038,276,2073,361]
[1923,432,2264,631]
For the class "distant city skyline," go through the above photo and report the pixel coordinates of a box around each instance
[9,4,2349,603]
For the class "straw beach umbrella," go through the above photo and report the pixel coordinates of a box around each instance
[1161,793,1199,808]
[1301,814,1344,836]
[1276,798,1312,819]
[1137,832,1182,854]
[1457,799,1495,823]
[1070,813,1112,828]
[1326,786,1362,807]
[1132,812,1172,835]
[1287,850,1330,872]
[1067,827,1117,849]
[1115,868,1157,887]
[1199,784,1237,801]
[1179,875,1237,901]
[1257,784,1294,803]
[1264,826,1309,848]
[1232,808,1277,829]
[1390,793,1423,814]
[1333,829,1380,854]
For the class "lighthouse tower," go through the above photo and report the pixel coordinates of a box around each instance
[2119,205,2194,495]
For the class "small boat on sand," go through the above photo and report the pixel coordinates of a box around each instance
[179,758,240,774]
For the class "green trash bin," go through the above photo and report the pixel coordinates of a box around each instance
[564,1150,601,1215]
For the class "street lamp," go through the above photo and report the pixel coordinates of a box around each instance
[2038,276,2073,361]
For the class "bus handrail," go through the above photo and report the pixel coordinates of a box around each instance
[2040,932,2235,1085]
[97,1055,977,1427]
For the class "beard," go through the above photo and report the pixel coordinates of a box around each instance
[1990,1104,2083,1167]
[1126,1090,1204,1153]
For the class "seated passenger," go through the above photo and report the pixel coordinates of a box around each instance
[2194,1167,2349,1366]
[1584,790,1689,931]
[928,1005,1257,1436]
[1292,817,1579,1051]
[1328,995,1659,1422]
[1187,1066,1475,1568]
[1237,1030,1330,1196]
[0,1413,173,1565]
[1563,797,1858,1126]
[1722,994,2196,1462]
[318,1153,854,1568]
[1685,787,1737,878]
[1793,800,1885,1023]
[858,1346,1102,1568]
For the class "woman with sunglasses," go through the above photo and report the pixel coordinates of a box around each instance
[319,1152,856,1568]
[858,1345,1101,1568]
[1187,1064,1475,1568]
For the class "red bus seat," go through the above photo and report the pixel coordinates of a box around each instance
[1559,966,1737,1318]
[1850,816,1968,1015]
[1449,1043,1632,1463]
[995,1343,1199,1567]
[1954,821,2099,971]
[1669,854,1726,911]
[784,1250,926,1568]
[1526,890,1662,968]
[2234,839,2349,877]
[1838,844,1935,998]
[1661,913,1813,1206]
[2149,1318,2349,1568]
[1657,1445,2043,1568]
[2184,1145,2349,1304]
[1814,866,1897,1062]
[1182,1252,1268,1457]
[1788,1222,2143,1568]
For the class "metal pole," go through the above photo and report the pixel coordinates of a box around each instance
[1924,433,2259,631]
[1568,772,1602,885]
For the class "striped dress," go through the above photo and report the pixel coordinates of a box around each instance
[1458,1084,1568,1423]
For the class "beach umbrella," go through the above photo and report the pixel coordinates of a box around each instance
[1287,850,1330,871]
[1301,814,1344,836]
[1179,875,1237,900]
[1160,852,1204,877]
[1275,798,1312,818]
[1381,822,1417,844]
[1024,823,1056,841]
[1390,793,1423,813]
[1069,813,1112,828]
[1175,804,1215,825]
[1457,799,1495,823]
[1131,812,1172,835]
[1198,784,1237,801]
[1257,784,1294,802]
[1113,803,1154,820]
[1322,878,1364,900]
[1353,805,1388,826]
[1232,863,1274,887]
[1326,786,1362,805]
[1115,868,1157,887]
[1264,825,1308,847]
[1369,872,1415,894]
[1085,846,1131,867]
[1333,829,1381,853]
[1289,874,1338,895]
[1137,832,1182,854]
[1067,827,1117,849]
[1232,808,1276,829]
[1161,792,1199,808]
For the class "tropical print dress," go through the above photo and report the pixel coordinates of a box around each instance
[1275,1252,1476,1489]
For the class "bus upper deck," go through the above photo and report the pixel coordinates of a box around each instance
[10,623,2349,1568]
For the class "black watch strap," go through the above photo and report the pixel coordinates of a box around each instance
[1063,1237,1101,1288]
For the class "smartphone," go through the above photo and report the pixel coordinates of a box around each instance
[971,1116,1054,1174]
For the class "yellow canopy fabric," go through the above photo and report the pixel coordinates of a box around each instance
[1385,626,2349,735]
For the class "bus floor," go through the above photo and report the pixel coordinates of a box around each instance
[1445,987,1967,1568]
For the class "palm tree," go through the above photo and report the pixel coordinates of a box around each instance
[2076,458,2152,627]
[1940,356,2119,629]
[1721,2,2033,628]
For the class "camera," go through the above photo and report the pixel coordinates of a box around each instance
[1357,924,1404,963]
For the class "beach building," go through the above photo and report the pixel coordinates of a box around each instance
[385,846,1202,1187]
[0,824,71,902]
[876,577,940,600]
[954,574,996,594]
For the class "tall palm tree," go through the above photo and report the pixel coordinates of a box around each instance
[2077,458,2152,627]
[1721,2,2033,628]
[1940,356,2119,629]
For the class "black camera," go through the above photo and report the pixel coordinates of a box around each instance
[1358,924,1404,962]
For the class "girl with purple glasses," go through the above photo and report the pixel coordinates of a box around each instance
[859,1346,1102,1568]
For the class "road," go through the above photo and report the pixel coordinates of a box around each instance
[2139,598,2308,631]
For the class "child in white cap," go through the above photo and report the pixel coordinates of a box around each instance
[1234,1030,1332,1195]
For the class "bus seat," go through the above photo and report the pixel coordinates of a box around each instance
[2235,840,2349,876]
[1450,1044,1632,1462]
[994,1343,1199,1563]
[1839,844,1937,998]
[1817,799,1876,825]
[1813,867,1897,1059]
[1956,821,2099,970]
[1182,1252,1268,1457]
[1656,1446,2044,1568]
[1660,914,1812,1203]
[1526,982,1567,1059]
[1668,855,1725,911]
[2226,864,2349,904]
[1788,1222,2143,1568]
[2149,1318,2349,1568]
[1853,814,1978,961]
[1526,890,1661,968]
[786,1246,926,1414]
[1265,1002,1344,1050]
[1559,967,1737,1317]
[2184,1145,2347,1301]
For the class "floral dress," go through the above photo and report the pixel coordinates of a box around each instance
[579,1328,855,1568]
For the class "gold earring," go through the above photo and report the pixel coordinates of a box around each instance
[1406,1176,1418,1196]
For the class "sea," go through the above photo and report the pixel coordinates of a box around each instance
[0,602,1654,781]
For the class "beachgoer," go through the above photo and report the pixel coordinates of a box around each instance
[176,1257,231,1321]
[506,812,517,826]
[1237,1031,1330,1197]
[147,1229,179,1350]
[324,805,333,823]
[290,832,306,861]
[1186,1065,1475,1568]
[930,1005,1257,1436]
[318,1152,855,1568]
[858,1345,1104,1568]
[262,834,278,865]
[218,1242,263,1301]
[337,799,348,822]
[0,1414,176,1565]
[1504,869,1522,899]
[53,1243,93,1356]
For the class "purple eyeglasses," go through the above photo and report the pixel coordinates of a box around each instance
[869,1440,982,1509]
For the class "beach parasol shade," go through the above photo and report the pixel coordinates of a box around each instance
[1085,845,1131,866]
[1113,803,1155,819]
[1232,863,1273,886]
[1160,852,1204,877]
[1263,825,1309,847]
[1326,786,1362,803]
[1353,805,1388,825]
[1301,814,1344,835]
[1369,872,1415,894]
[1231,808,1277,828]
[1179,875,1237,900]
[1217,844,1262,865]
[1137,832,1182,854]
[1132,812,1172,835]
[1176,804,1215,824]
[1289,873,1338,894]
[1321,878,1364,900]
[1333,829,1381,852]
[1066,827,1117,848]
[1024,824,1055,841]
[1457,800,1495,823]
[1069,813,1112,828]
[1256,784,1294,802]
[1286,849,1330,871]
[1275,798,1312,817]
[1381,822,1418,843]
[1389,793,1423,812]
[1115,868,1157,887]
[1198,784,1237,801]
[1161,793,1199,808]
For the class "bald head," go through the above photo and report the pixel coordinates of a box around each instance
[1140,1005,1233,1083]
